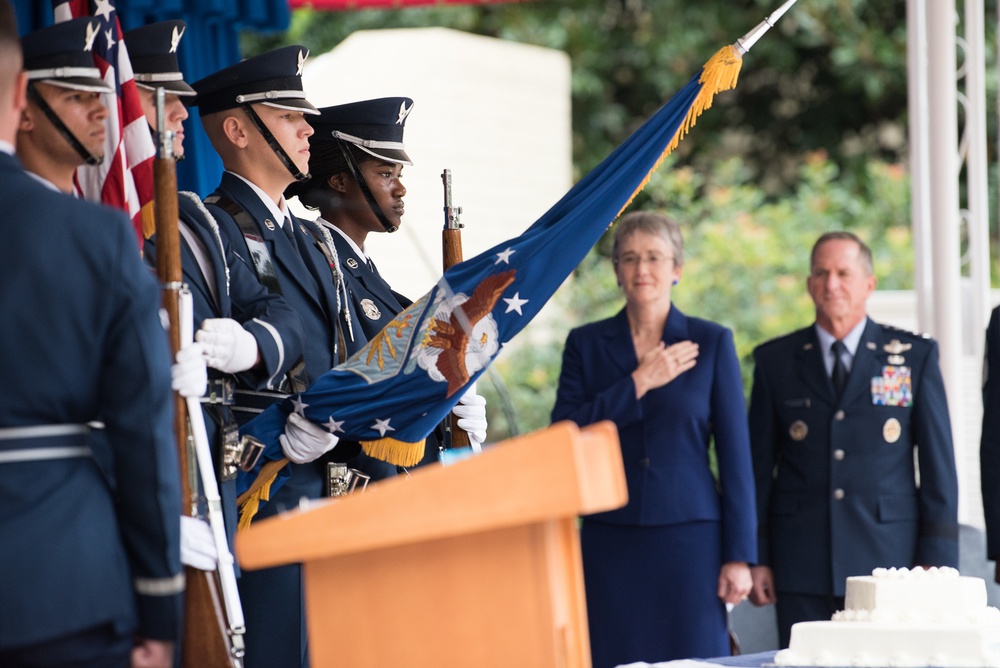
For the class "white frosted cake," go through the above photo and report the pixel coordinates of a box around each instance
[774,567,1000,667]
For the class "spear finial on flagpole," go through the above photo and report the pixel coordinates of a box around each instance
[734,0,799,55]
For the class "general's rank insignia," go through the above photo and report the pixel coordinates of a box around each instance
[883,417,902,444]
[346,257,359,269]
[871,366,913,407]
[789,420,808,442]
[360,299,381,321]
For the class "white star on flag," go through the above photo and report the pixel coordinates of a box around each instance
[104,29,114,50]
[291,396,309,416]
[92,0,114,21]
[371,418,395,437]
[325,417,345,434]
[503,292,529,315]
[495,248,515,265]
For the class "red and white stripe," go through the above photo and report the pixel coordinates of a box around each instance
[53,0,155,248]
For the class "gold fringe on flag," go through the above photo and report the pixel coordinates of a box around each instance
[361,437,426,467]
[236,460,283,530]
[141,200,156,239]
[618,44,744,216]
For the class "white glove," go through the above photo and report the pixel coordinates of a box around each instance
[196,318,259,374]
[280,412,340,464]
[171,342,207,398]
[452,383,487,446]
[180,515,217,571]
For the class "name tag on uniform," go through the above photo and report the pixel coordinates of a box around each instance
[871,365,913,407]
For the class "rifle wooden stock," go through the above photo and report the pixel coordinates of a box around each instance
[441,169,470,449]
[153,120,239,667]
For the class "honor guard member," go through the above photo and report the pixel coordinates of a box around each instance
[286,96,488,481]
[0,11,182,668]
[747,231,958,648]
[192,46,350,668]
[128,20,316,568]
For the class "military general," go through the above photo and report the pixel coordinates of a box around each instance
[747,231,959,648]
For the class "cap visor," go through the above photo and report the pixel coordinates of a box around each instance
[43,77,114,94]
[356,144,412,166]
[261,98,320,115]
[137,80,197,97]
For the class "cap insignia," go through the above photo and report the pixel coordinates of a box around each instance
[84,21,99,52]
[170,25,185,54]
[396,101,412,125]
[296,50,307,76]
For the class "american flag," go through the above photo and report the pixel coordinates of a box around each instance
[53,0,155,247]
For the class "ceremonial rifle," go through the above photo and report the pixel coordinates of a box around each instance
[440,169,472,449]
[152,89,245,668]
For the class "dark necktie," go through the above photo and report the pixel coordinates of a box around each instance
[831,340,848,397]
[282,217,300,257]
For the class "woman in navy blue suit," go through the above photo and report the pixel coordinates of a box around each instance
[552,211,757,668]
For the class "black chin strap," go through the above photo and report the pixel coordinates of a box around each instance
[242,103,308,183]
[336,138,397,233]
[27,84,102,166]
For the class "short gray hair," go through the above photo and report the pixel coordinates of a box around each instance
[612,211,684,267]
[810,231,873,276]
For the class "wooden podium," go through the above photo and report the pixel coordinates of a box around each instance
[236,420,626,667]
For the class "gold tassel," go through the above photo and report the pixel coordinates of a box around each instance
[237,467,278,531]
[361,437,426,467]
[618,44,744,215]
[141,201,156,239]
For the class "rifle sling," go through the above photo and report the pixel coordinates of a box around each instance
[205,194,283,296]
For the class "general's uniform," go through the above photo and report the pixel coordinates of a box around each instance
[192,46,343,668]
[551,307,757,667]
[749,318,958,646]
[0,146,182,661]
[981,306,1000,561]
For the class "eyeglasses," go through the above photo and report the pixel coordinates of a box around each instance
[613,253,673,268]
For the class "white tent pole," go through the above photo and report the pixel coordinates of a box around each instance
[964,0,991,360]
[907,0,934,332]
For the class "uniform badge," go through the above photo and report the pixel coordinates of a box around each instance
[866,342,877,350]
[346,257,359,269]
[789,420,808,442]
[871,365,913,407]
[299,224,308,235]
[883,417,902,444]
[264,218,276,231]
[360,298,381,321]
[884,339,911,365]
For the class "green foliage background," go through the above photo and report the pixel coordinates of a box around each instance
[243,0,993,441]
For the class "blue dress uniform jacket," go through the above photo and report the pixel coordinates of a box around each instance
[206,172,340,387]
[328,230,408,356]
[326,229,442,475]
[0,152,182,649]
[206,172,342,668]
[749,319,959,597]
[980,306,1000,560]
[145,192,305,554]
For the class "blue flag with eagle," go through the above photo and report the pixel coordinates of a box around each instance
[235,6,795,524]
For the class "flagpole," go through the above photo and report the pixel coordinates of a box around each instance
[735,0,799,55]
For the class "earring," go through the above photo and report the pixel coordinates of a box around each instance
[672,279,678,286]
